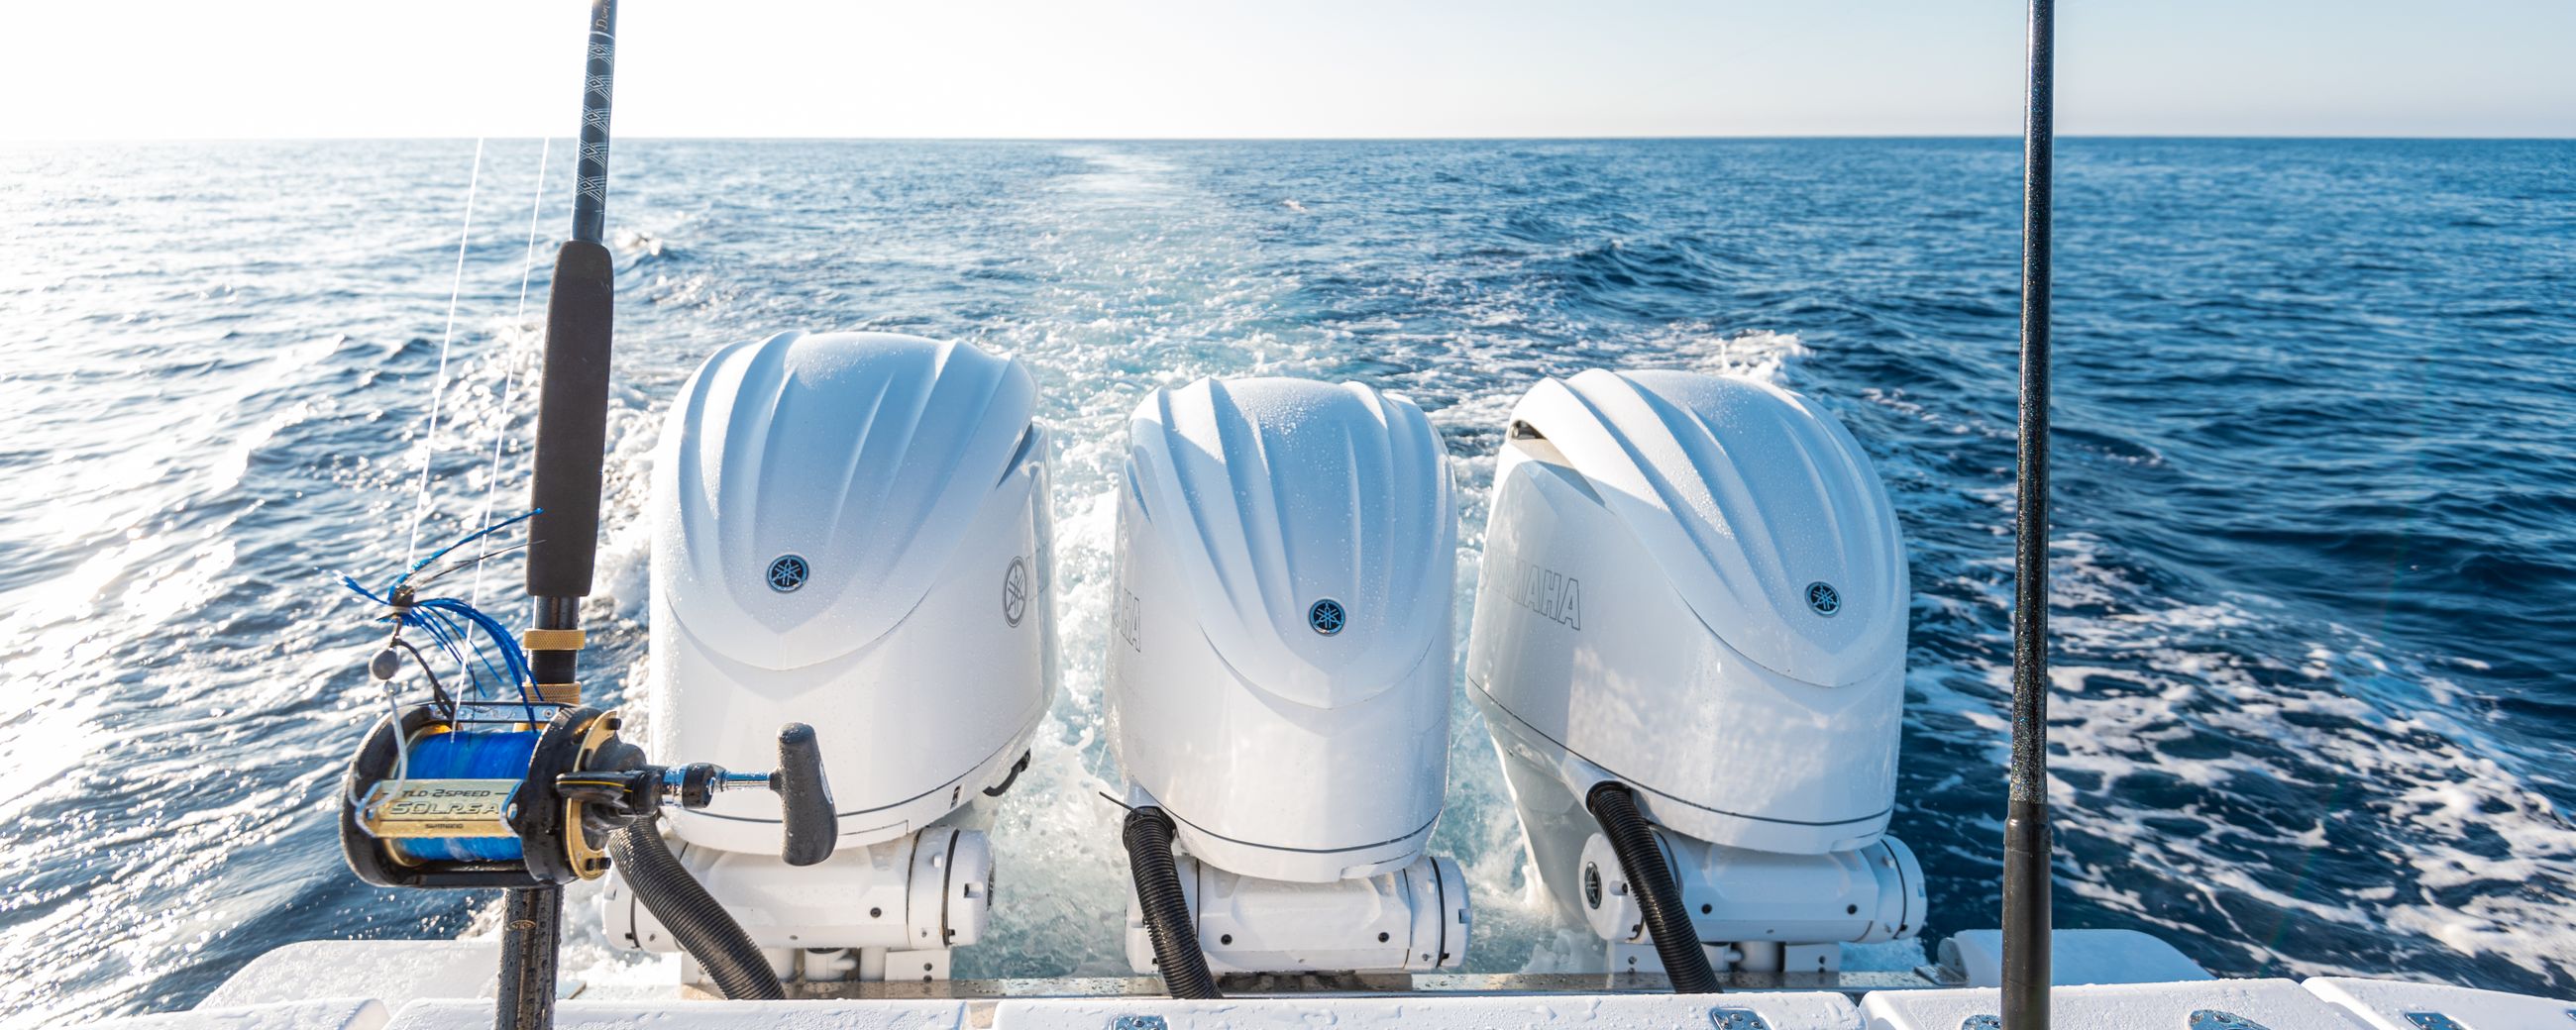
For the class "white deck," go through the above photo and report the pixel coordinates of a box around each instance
[1863,979,2358,1030]
[75,939,2576,1030]
[2306,977,2576,1030]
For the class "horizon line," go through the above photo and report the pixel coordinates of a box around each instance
[7,132,2572,145]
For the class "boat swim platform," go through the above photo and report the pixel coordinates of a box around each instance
[76,937,2576,1030]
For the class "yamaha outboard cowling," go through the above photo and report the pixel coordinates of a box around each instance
[1108,377,1468,986]
[601,331,1056,985]
[1465,369,1924,979]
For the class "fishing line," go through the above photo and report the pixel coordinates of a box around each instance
[473,138,554,611]
[401,138,487,572]
[389,507,540,592]
[371,134,482,803]
[412,541,530,590]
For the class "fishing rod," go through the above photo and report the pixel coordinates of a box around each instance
[497,0,623,1024]
[496,2,633,1019]
[332,5,839,1030]
[2003,0,2056,1027]
[525,0,618,695]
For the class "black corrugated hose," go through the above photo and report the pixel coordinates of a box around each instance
[606,824,785,1000]
[1586,781,1721,993]
[1123,806,1223,999]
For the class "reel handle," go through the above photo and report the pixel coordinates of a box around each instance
[773,722,836,866]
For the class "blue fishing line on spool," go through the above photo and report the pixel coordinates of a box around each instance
[383,727,541,865]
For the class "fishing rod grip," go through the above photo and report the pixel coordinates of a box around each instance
[526,240,615,600]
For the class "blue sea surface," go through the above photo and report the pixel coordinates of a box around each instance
[1,138,2571,1023]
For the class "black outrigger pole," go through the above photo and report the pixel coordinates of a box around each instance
[2002,0,2056,1028]
[504,2,618,1029]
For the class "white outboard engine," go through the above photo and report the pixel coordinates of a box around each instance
[1464,369,1924,984]
[1107,377,1468,989]
[602,331,1056,985]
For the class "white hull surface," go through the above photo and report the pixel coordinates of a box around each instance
[105,934,2576,1030]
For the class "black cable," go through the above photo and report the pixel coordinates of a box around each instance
[1123,807,1221,999]
[606,824,784,1000]
[1586,781,1720,993]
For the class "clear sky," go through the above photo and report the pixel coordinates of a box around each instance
[4,0,2570,140]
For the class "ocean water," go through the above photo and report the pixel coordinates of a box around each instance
[2,138,2571,1023]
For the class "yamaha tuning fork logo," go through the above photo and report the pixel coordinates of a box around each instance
[1307,598,1347,636]
[767,554,810,593]
[1805,580,1842,617]
[1002,557,1030,627]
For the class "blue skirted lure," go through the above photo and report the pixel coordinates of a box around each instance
[342,511,550,864]
[342,509,542,707]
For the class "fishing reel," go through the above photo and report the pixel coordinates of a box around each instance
[340,701,838,889]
